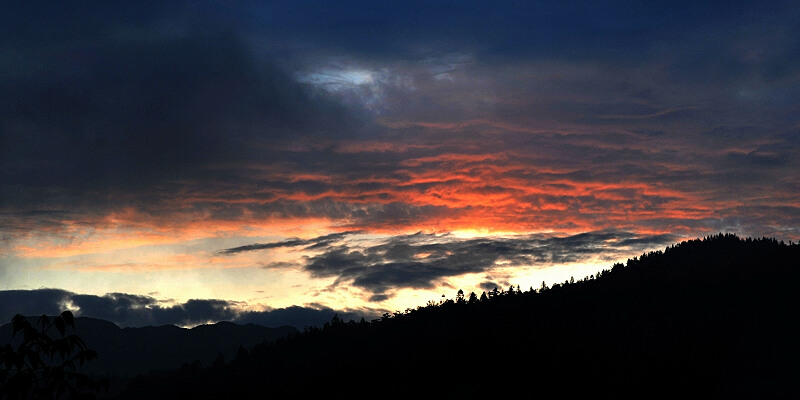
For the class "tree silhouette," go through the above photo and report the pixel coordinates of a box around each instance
[115,234,800,399]
[0,311,108,399]
[467,292,478,304]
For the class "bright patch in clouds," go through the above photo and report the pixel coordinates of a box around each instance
[298,68,375,89]
[296,65,391,110]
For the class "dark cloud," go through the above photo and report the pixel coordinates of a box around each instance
[479,280,501,292]
[0,289,379,329]
[228,230,678,297]
[0,290,235,328]
[305,247,370,279]
[69,293,238,328]
[249,200,452,228]
[243,1,793,64]
[1,1,799,316]
[218,231,361,255]
[0,289,73,321]
[2,0,798,239]
[0,2,367,205]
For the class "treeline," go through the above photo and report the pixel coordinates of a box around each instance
[117,234,800,399]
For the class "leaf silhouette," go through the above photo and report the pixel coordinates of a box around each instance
[54,317,66,336]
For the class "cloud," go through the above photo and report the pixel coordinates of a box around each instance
[66,293,239,328]
[2,0,798,242]
[1,0,799,318]
[0,290,237,328]
[218,231,362,255]
[0,289,73,322]
[0,3,368,209]
[224,230,678,298]
[0,289,379,329]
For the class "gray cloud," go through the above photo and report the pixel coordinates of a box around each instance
[0,289,380,329]
[0,3,368,208]
[2,1,799,315]
[69,293,238,328]
[1,0,798,241]
[250,200,454,229]
[225,230,678,297]
[1,290,235,328]
[218,231,362,255]
[0,289,73,320]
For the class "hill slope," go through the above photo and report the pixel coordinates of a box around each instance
[0,318,297,378]
[119,234,800,398]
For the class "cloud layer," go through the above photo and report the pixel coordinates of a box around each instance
[2,0,798,241]
[1,1,798,316]
[0,289,375,329]
[227,230,678,300]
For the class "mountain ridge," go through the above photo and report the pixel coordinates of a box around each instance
[0,317,297,379]
[116,234,800,399]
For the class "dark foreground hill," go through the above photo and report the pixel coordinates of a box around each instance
[0,318,297,378]
[114,234,800,399]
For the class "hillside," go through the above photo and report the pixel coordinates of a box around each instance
[114,234,800,399]
[0,318,297,378]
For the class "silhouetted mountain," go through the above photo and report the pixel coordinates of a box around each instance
[114,234,800,399]
[0,318,297,379]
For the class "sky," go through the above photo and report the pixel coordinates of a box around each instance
[1,1,799,328]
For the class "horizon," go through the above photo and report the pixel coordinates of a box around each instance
[4,232,794,329]
[2,1,799,329]
[0,232,683,329]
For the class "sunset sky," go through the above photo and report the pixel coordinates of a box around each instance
[2,1,799,328]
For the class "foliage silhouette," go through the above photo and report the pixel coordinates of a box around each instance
[116,234,799,399]
[0,311,108,399]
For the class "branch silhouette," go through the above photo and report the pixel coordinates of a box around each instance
[0,311,108,399]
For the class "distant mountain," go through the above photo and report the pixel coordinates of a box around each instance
[0,318,297,378]
[115,234,800,399]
